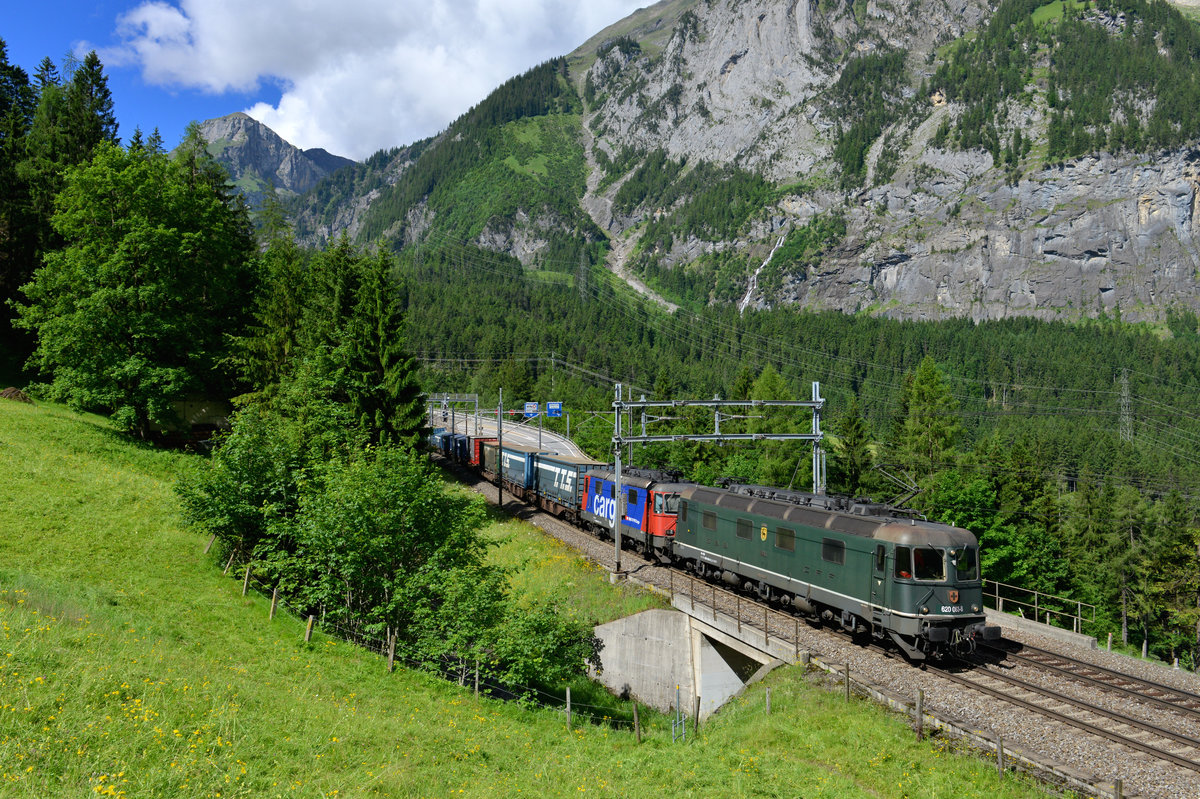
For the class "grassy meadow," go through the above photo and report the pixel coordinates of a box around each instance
[0,399,1063,798]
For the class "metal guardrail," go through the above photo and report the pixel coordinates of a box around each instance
[983,579,1097,635]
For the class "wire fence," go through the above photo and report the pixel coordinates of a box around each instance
[223,554,647,733]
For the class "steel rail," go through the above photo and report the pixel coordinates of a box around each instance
[982,641,1200,720]
[930,663,1200,774]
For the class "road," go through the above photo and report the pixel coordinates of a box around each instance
[433,411,587,458]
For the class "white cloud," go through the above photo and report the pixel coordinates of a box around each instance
[106,0,647,159]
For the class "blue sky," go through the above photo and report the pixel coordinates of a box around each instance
[4,0,644,160]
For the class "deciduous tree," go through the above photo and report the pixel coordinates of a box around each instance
[15,135,256,436]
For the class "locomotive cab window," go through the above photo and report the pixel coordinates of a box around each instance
[913,547,945,581]
[821,538,845,565]
[653,492,681,514]
[951,547,979,581]
[775,527,795,552]
[627,488,637,507]
[736,519,752,540]
[874,544,886,573]
[894,546,912,579]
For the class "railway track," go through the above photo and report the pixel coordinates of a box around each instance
[982,641,1200,720]
[933,658,1200,775]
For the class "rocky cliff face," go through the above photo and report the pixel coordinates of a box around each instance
[580,0,989,182]
[213,0,1200,323]
[808,147,1200,321]
[200,113,355,203]
[576,0,1200,322]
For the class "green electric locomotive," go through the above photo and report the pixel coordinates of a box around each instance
[672,483,1000,660]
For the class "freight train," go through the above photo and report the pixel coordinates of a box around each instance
[429,429,1000,660]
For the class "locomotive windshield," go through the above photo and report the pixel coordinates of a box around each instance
[654,492,682,514]
[951,547,979,580]
[894,546,946,581]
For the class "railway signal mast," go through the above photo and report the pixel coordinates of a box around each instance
[427,393,481,437]
[609,382,827,575]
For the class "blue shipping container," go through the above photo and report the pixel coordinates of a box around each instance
[583,473,649,532]
[534,454,605,509]
[500,444,543,489]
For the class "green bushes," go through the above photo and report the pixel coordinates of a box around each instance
[178,405,601,694]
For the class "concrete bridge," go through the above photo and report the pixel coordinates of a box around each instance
[590,590,805,721]
[590,576,1098,721]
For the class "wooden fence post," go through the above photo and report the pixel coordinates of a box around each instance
[566,687,572,730]
[633,702,641,744]
[269,586,279,620]
[241,565,251,597]
[223,551,236,575]
[844,664,851,702]
[305,615,315,643]
[693,695,701,734]
[765,687,771,715]
[474,659,480,696]
[914,689,924,741]
[204,533,217,554]
[387,633,396,673]
[1113,778,1123,799]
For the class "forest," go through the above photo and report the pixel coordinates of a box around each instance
[403,241,1200,667]
[934,0,1200,164]
[3,12,1200,676]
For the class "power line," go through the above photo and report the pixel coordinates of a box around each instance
[405,234,1200,485]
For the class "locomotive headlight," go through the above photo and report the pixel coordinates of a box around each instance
[921,607,929,614]
[972,604,980,612]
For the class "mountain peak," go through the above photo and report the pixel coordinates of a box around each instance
[198,114,355,207]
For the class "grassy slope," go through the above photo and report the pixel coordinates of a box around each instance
[432,113,588,242]
[566,0,699,85]
[0,400,1059,798]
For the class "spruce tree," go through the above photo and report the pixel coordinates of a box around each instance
[340,249,425,445]
[833,396,874,498]
[61,50,117,165]
[0,41,38,363]
[895,356,961,482]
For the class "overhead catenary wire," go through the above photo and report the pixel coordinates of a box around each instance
[406,232,1200,492]
[410,231,1171,404]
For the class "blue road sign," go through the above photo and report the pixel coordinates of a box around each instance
[524,402,539,418]
[547,401,563,418]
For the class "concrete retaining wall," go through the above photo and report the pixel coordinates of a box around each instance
[987,609,1097,649]
[591,607,782,719]
[591,609,695,712]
